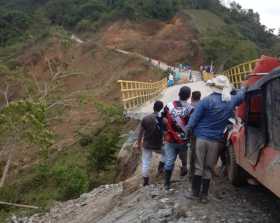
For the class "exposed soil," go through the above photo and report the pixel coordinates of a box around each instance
[101,15,203,68]
[0,35,163,183]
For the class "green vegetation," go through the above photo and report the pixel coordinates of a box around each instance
[0,99,125,219]
[88,128,120,173]
[185,3,278,68]
[0,100,53,187]
[0,0,279,68]
[0,0,279,221]
[200,26,258,69]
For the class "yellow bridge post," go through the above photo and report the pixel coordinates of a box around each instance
[117,78,167,110]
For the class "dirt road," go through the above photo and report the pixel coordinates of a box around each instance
[16,168,280,223]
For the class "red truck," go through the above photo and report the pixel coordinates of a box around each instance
[226,56,280,198]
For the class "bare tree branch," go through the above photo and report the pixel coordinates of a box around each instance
[0,201,39,209]
[47,59,54,77]
[0,83,10,106]
[0,144,13,188]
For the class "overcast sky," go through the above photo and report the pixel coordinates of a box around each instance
[223,0,279,33]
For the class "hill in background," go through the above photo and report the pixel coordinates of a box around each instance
[0,0,279,70]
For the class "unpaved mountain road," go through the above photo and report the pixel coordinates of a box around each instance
[14,170,280,223]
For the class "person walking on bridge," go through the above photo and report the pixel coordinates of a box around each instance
[136,101,165,186]
[185,75,246,203]
[163,86,194,190]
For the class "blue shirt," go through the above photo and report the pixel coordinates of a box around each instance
[187,89,245,141]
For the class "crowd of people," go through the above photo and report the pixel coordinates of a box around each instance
[136,75,247,203]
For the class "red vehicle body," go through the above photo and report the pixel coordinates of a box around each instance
[227,56,280,198]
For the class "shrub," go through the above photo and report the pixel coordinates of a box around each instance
[0,64,11,75]
[32,163,51,186]
[78,132,93,147]
[88,129,120,173]
[94,100,124,124]
[0,186,19,204]
[52,165,89,200]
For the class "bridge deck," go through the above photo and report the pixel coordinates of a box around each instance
[127,80,213,120]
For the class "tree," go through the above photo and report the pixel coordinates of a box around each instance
[0,100,53,187]
[0,10,31,46]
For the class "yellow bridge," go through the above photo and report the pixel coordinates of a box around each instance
[117,79,167,110]
[118,59,258,110]
[224,59,257,88]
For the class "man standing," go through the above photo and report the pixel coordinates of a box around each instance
[189,90,202,180]
[163,86,193,190]
[185,75,246,203]
[136,101,164,186]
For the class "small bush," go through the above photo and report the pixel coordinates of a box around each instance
[88,129,120,173]
[32,164,51,186]
[52,165,89,200]
[94,100,124,124]
[0,64,11,75]
[78,132,93,147]
[0,186,19,204]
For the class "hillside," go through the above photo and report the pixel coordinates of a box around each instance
[0,31,164,221]
[1,0,279,69]
[0,0,280,221]
[100,15,203,67]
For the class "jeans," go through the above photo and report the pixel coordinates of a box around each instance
[142,148,164,178]
[164,143,187,171]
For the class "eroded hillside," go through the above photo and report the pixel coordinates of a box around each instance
[0,32,164,221]
[101,14,203,67]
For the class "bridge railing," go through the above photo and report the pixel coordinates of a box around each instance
[224,59,257,88]
[118,78,167,110]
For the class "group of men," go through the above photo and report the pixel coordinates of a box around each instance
[136,75,246,203]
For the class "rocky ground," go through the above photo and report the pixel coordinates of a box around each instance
[10,169,280,223]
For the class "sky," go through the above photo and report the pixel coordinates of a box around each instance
[222,0,279,34]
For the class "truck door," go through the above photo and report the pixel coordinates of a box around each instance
[266,78,280,149]
[245,91,266,165]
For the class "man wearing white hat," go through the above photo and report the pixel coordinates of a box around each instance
[185,75,246,203]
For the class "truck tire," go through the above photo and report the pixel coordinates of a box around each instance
[226,144,246,186]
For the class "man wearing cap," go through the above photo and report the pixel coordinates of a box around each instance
[185,75,246,203]
[163,86,193,190]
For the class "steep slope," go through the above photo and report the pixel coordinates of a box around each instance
[101,15,203,68]
[1,34,163,168]
[11,131,280,223]
[0,34,164,221]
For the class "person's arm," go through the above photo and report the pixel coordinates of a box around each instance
[187,99,207,130]
[231,87,246,107]
[136,123,144,151]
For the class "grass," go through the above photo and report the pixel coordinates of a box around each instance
[184,9,226,36]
